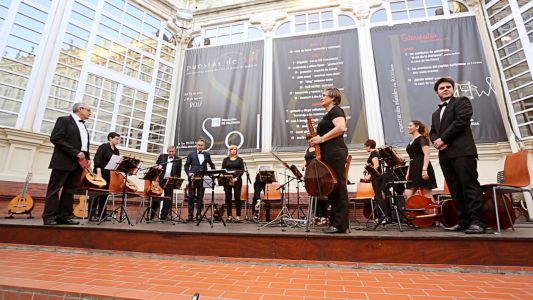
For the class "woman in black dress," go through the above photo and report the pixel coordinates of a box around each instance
[309,87,349,234]
[404,120,437,198]
[302,142,328,225]
[222,145,244,221]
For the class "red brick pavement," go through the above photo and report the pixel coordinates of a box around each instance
[0,244,532,300]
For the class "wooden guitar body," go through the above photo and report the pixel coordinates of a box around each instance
[73,195,88,219]
[7,172,34,217]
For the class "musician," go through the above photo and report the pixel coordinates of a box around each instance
[430,77,485,234]
[404,121,436,199]
[302,139,328,225]
[221,145,244,222]
[364,139,390,221]
[89,132,121,221]
[252,172,271,222]
[153,145,182,220]
[309,87,349,234]
[184,138,216,222]
[43,103,91,225]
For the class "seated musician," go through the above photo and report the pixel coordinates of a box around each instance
[364,139,390,222]
[302,138,328,225]
[184,138,216,222]
[403,121,436,199]
[90,132,121,221]
[221,145,244,222]
[152,145,182,220]
[252,171,271,222]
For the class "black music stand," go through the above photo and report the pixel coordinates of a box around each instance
[196,170,227,228]
[101,156,141,226]
[165,177,185,222]
[271,153,306,220]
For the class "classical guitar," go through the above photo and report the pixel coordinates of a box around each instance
[73,195,88,219]
[7,172,34,218]
[80,167,107,188]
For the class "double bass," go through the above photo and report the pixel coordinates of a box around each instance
[304,116,338,197]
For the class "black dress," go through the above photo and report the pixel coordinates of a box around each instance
[222,157,244,217]
[316,105,349,231]
[406,136,437,189]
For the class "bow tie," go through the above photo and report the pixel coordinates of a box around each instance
[78,120,86,123]
[438,102,448,108]
[198,152,203,155]
[168,156,174,160]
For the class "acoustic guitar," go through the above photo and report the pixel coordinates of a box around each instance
[7,172,34,217]
[73,195,88,219]
[81,168,107,188]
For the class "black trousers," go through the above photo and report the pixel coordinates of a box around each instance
[252,180,270,221]
[315,198,328,218]
[150,186,172,220]
[224,183,242,217]
[43,167,83,221]
[188,184,205,219]
[322,146,349,231]
[372,174,392,218]
[440,155,485,228]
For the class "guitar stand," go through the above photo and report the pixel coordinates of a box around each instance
[197,175,226,228]
[290,178,306,220]
[5,211,33,219]
[98,174,133,226]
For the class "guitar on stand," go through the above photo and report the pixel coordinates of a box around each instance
[6,172,34,219]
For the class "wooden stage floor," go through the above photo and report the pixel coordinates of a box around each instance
[1,217,532,267]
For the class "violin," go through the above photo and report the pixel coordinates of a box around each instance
[7,172,34,216]
[303,116,338,197]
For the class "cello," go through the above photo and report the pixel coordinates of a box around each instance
[304,116,338,197]
[7,172,34,218]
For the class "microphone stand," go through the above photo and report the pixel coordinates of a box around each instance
[243,162,252,221]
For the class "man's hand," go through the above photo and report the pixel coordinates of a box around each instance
[77,152,85,160]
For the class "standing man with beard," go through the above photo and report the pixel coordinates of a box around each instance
[43,103,91,225]
[430,77,485,234]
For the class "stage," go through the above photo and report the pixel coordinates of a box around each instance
[1,216,532,268]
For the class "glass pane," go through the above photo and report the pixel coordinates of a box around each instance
[426,0,442,6]
[275,21,290,35]
[408,0,424,9]
[501,51,527,69]
[522,7,533,22]
[322,11,333,20]
[339,14,356,26]
[390,1,407,11]
[322,20,333,29]
[370,9,387,23]
[308,22,320,31]
[510,84,533,101]
[295,14,306,23]
[308,13,319,22]
[410,9,426,18]
[218,25,230,35]
[507,72,532,90]
[490,6,512,24]
[518,0,530,7]
[295,24,306,32]
[247,27,264,39]
[498,39,522,57]
[504,61,530,78]
[392,11,408,20]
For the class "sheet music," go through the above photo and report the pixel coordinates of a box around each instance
[104,155,122,171]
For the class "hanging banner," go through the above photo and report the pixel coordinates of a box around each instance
[371,17,507,146]
[175,41,264,155]
[272,29,368,152]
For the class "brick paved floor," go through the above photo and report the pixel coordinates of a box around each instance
[0,244,532,300]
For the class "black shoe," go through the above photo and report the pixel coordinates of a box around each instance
[465,224,486,234]
[322,226,346,234]
[43,218,58,225]
[57,218,80,225]
[444,224,468,232]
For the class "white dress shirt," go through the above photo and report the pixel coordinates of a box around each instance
[71,113,88,152]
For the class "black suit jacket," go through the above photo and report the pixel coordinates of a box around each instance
[184,151,216,176]
[156,154,182,185]
[430,96,477,159]
[48,115,90,171]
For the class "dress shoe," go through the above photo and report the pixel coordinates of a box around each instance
[57,218,80,225]
[465,224,486,234]
[43,218,58,225]
[444,224,467,232]
[322,226,346,234]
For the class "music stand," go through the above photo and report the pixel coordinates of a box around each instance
[102,155,141,226]
[196,169,227,228]
[165,177,185,222]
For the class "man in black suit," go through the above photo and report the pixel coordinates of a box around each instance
[430,77,485,234]
[43,103,92,225]
[184,138,216,221]
[153,145,182,220]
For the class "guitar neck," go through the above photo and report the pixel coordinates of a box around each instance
[20,173,32,199]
